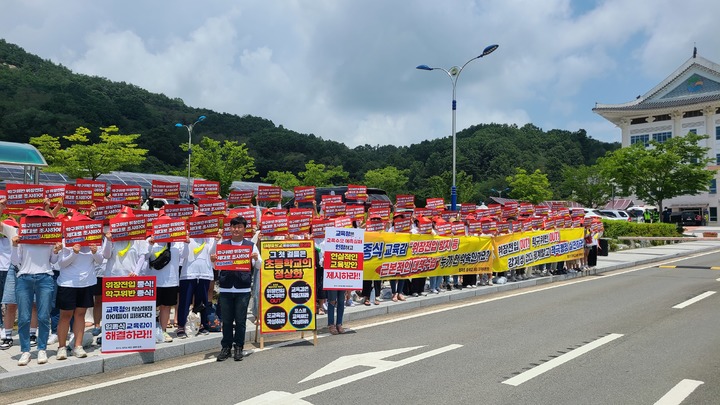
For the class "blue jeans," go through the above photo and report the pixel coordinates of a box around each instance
[325,290,345,326]
[50,270,59,334]
[16,274,54,352]
[0,270,7,328]
[219,292,250,349]
[429,276,441,291]
[178,279,210,328]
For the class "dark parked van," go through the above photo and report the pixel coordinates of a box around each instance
[282,186,392,212]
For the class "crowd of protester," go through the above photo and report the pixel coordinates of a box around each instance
[0,190,603,367]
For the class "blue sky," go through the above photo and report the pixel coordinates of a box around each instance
[2,0,719,147]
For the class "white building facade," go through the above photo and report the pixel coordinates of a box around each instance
[593,51,720,223]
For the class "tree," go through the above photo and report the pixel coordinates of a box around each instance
[263,171,301,190]
[506,168,553,204]
[30,126,147,180]
[597,132,716,210]
[560,164,610,208]
[183,136,257,197]
[298,160,348,186]
[363,166,409,200]
[421,170,479,206]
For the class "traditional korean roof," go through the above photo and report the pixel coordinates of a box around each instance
[593,51,720,123]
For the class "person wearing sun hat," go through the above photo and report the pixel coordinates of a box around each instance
[10,208,61,366]
[55,211,103,360]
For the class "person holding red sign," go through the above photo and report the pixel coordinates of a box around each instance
[142,236,187,343]
[56,213,103,360]
[10,210,62,366]
[211,216,261,362]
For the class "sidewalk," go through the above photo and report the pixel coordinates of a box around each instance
[2,239,719,393]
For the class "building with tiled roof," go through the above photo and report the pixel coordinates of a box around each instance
[593,48,720,223]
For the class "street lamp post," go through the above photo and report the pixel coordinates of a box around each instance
[417,44,499,211]
[491,187,510,198]
[175,115,207,199]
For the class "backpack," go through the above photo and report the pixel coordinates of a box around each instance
[149,243,171,270]
[204,304,222,332]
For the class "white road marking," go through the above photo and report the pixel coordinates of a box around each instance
[13,249,719,403]
[501,333,623,386]
[654,379,704,405]
[672,291,716,309]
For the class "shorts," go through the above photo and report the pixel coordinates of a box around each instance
[56,285,95,311]
[93,277,104,296]
[1,264,18,305]
[156,286,179,306]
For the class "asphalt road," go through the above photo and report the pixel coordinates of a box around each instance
[8,251,720,405]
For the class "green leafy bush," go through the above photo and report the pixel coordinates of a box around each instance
[601,220,682,238]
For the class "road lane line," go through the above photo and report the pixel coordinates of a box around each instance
[654,379,704,405]
[501,333,623,387]
[672,291,716,309]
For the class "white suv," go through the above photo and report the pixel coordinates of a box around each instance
[598,209,631,221]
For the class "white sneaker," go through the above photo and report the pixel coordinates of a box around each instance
[37,350,48,364]
[18,352,31,366]
[57,346,67,360]
[47,333,58,345]
[163,332,173,343]
[74,346,87,358]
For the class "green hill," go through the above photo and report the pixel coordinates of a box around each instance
[0,39,620,202]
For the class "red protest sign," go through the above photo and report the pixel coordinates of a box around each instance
[109,185,142,205]
[215,244,252,271]
[5,184,45,209]
[109,216,147,241]
[333,216,353,228]
[163,204,194,219]
[75,179,106,201]
[44,186,65,205]
[395,194,415,209]
[150,180,180,199]
[227,190,254,206]
[260,215,288,237]
[293,186,315,203]
[321,194,342,205]
[228,208,257,238]
[133,210,160,231]
[63,185,94,208]
[425,198,444,211]
[152,217,187,243]
[323,202,346,218]
[19,216,63,244]
[92,201,123,222]
[393,217,412,233]
[311,218,334,238]
[369,206,391,221]
[257,185,282,202]
[288,215,312,236]
[370,200,392,208]
[365,219,386,232]
[198,199,227,216]
[63,219,104,246]
[345,184,367,201]
[289,208,314,217]
[187,215,221,238]
[346,205,365,222]
[192,180,220,199]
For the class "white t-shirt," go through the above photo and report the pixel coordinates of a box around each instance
[57,244,103,287]
[0,237,10,272]
[181,237,216,280]
[11,243,58,276]
[141,242,186,288]
[103,239,149,277]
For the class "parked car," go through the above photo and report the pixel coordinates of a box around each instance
[583,208,612,219]
[598,209,632,221]
[670,211,703,226]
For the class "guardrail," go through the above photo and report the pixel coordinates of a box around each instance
[616,236,720,248]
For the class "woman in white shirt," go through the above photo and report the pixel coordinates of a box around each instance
[142,238,187,343]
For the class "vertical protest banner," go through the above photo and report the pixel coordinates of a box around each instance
[19,216,63,244]
[63,185,94,209]
[227,189,254,206]
[215,244,252,271]
[5,184,45,209]
[150,180,180,199]
[257,185,282,203]
[76,179,107,201]
[152,217,188,243]
[192,180,220,199]
[198,199,227,216]
[109,185,142,205]
[323,227,364,290]
[63,219,104,246]
[259,240,316,337]
[101,276,156,353]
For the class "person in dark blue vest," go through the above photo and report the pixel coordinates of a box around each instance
[211,216,261,362]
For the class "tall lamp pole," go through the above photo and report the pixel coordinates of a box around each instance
[175,115,207,199]
[417,44,498,211]
[491,187,509,198]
